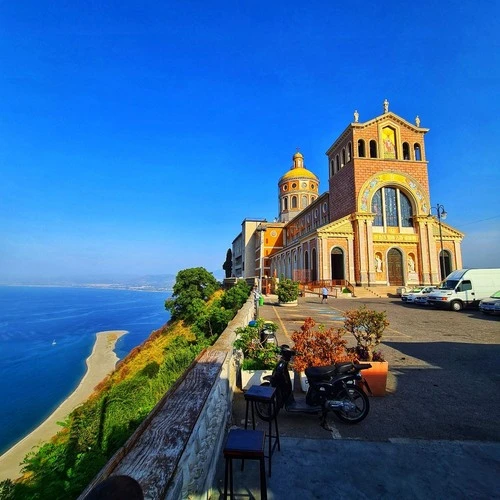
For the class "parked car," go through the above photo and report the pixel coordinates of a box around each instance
[401,287,424,302]
[414,294,432,306]
[405,286,438,304]
[479,290,500,315]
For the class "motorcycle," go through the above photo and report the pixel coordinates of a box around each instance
[255,345,372,427]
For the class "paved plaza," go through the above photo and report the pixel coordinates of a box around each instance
[212,295,500,499]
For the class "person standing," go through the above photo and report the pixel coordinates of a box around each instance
[321,287,328,303]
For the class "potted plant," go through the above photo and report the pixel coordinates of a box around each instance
[233,319,281,390]
[291,317,354,391]
[341,287,352,297]
[343,306,389,396]
[276,277,300,306]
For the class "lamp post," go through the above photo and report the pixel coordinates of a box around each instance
[429,204,447,281]
[256,224,267,293]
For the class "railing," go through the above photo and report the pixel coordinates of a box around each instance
[300,279,356,296]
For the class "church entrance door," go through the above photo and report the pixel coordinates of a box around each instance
[331,248,345,280]
[387,248,404,285]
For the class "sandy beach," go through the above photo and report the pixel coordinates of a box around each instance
[0,330,127,481]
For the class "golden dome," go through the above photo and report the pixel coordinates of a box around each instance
[280,167,318,182]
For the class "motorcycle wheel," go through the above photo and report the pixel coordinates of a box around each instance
[254,382,281,422]
[333,385,370,424]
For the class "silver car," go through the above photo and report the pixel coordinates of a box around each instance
[479,291,500,315]
[406,286,438,305]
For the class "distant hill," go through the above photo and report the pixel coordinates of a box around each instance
[0,269,226,291]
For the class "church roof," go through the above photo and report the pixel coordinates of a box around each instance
[280,167,318,181]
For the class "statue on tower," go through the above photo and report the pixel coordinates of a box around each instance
[354,110,359,123]
[415,115,421,127]
[383,99,389,113]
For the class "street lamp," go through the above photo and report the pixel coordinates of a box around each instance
[429,204,447,280]
[256,224,267,294]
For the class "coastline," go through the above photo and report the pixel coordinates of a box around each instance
[0,330,127,482]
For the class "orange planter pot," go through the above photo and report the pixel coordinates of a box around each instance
[361,361,388,396]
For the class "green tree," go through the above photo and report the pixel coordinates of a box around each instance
[220,280,250,312]
[165,267,220,321]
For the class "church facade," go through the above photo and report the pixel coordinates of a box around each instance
[231,101,464,289]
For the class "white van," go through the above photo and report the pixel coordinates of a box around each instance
[427,269,500,311]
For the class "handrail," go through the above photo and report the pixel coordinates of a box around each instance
[300,279,355,295]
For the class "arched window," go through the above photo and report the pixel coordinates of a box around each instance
[371,187,414,228]
[301,195,308,208]
[358,139,365,157]
[372,189,383,226]
[347,142,352,162]
[369,140,378,158]
[330,159,334,176]
[341,148,346,167]
[335,155,340,172]
[414,143,422,161]
[291,196,298,208]
[403,142,410,160]
[283,197,288,210]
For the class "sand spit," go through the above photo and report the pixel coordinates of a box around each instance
[0,330,127,482]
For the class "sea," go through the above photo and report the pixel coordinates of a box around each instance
[0,286,171,455]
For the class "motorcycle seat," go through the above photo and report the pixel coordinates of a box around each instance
[335,362,356,374]
[305,364,337,378]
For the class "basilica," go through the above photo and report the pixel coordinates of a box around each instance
[230,101,464,291]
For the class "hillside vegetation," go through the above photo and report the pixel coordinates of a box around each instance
[0,268,250,500]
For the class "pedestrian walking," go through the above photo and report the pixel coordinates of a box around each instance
[321,286,328,303]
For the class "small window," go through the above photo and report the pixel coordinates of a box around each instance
[414,143,422,161]
[291,196,298,208]
[369,140,378,158]
[341,148,346,167]
[358,139,366,157]
[403,142,410,160]
[283,198,288,210]
[292,182,297,189]
[347,142,352,162]
[335,155,340,172]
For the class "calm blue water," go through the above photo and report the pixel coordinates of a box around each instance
[0,286,170,454]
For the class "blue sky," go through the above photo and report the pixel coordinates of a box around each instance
[1,1,499,282]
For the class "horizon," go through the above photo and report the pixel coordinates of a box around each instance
[1,1,499,281]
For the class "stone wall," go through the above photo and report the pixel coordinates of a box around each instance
[78,297,255,500]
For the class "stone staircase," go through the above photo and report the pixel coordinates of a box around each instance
[353,286,401,298]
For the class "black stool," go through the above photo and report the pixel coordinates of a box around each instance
[244,385,280,477]
[223,429,267,500]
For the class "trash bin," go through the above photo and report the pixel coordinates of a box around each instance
[259,296,264,306]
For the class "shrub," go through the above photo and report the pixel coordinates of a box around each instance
[233,320,279,370]
[291,317,353,372]
[276,278,300,303]
[343,306,389,361]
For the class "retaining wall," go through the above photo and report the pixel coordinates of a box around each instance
[78,297,255,499]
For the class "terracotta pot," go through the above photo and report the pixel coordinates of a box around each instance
[361,361,388,396]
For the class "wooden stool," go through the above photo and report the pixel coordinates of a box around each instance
[244,385,280,477]
[223,429,267,500]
